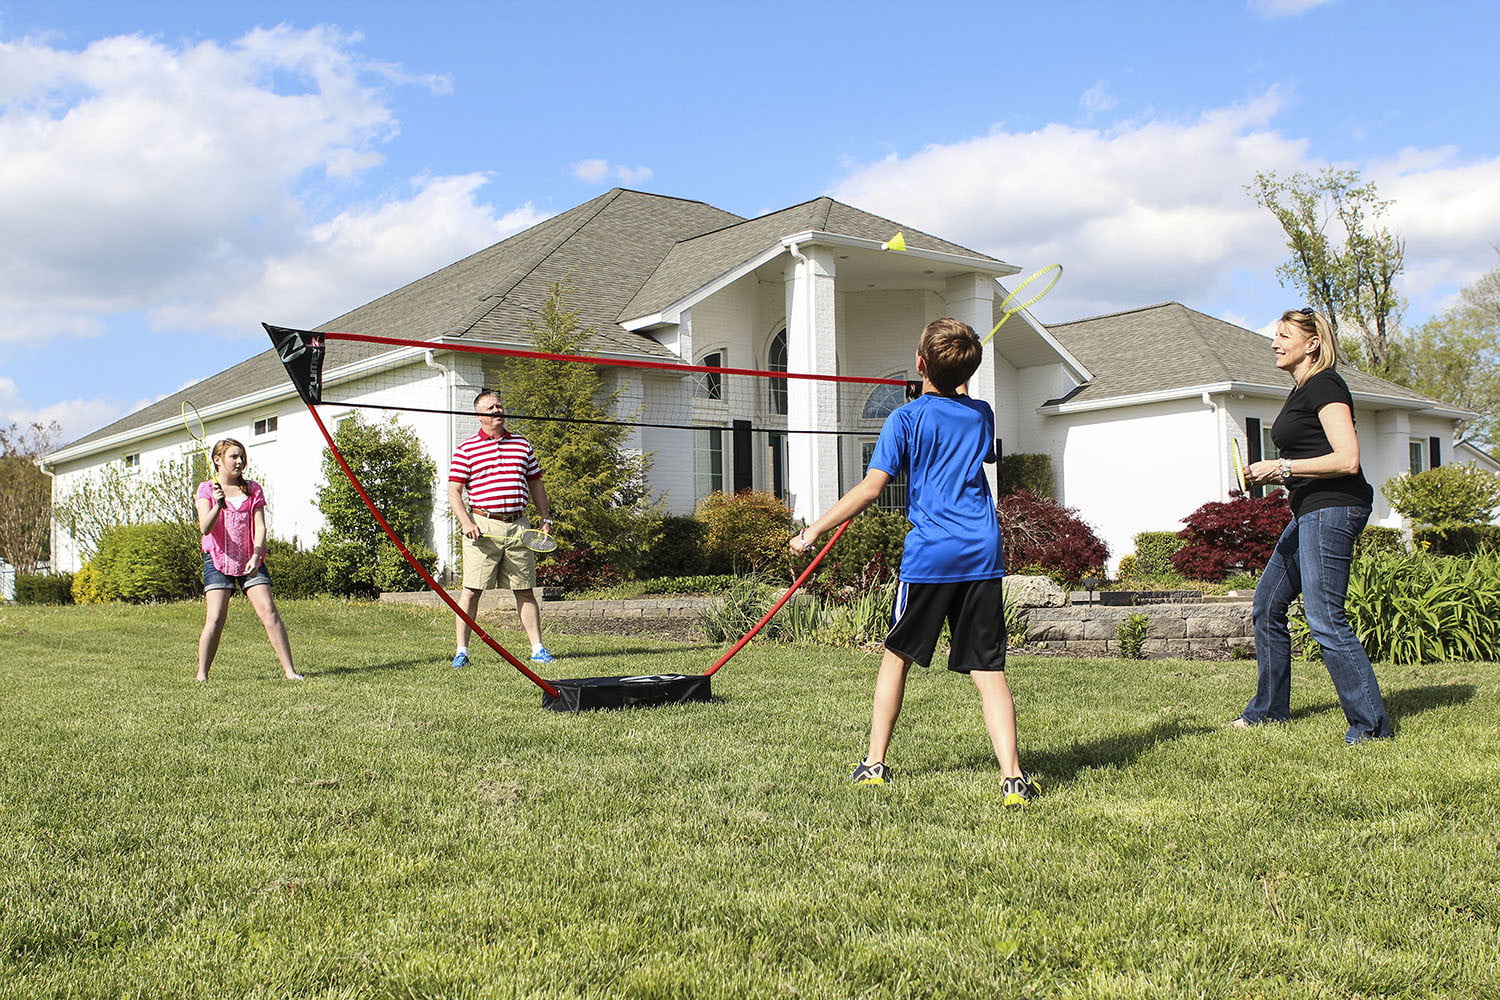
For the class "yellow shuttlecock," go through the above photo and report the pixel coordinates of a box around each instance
[881,232,907,252]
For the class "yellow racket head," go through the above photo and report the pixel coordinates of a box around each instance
[984,264,1063,345]
[521,529,558,553]
[1231,438,1247,494]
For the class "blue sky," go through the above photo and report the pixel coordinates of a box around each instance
[3,0,1499,443]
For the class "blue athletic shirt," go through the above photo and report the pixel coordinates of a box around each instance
[867,392,1005,583]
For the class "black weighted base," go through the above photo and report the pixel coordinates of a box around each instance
[542,673,712,712]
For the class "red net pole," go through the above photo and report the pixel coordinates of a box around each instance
[705,519,851,677]
[303,402,560,699]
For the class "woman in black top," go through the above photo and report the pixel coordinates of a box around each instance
[1234,308,1392,743]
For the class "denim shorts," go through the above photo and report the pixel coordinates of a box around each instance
[203,551,272,593]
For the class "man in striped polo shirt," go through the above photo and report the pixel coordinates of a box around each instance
[446,389,555,668]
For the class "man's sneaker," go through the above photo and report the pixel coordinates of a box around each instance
[1002,773,1039,807]
[849,759,892,785]
[530,647,556,664]
[450,651,470,669]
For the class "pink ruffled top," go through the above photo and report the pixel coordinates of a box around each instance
[197,480,265,576]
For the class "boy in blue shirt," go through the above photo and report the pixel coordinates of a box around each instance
[790,317,1035,806]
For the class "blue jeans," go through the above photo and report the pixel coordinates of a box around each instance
[1242,505,1393,742]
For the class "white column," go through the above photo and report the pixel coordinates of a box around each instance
[1370,408,1410,527]
[785,246,839,523]
[945,272,999,494]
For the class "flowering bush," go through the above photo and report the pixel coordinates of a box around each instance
[996,490,1108,586]
[1171,492,1290,581]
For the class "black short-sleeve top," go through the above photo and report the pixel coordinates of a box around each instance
[1270,368,1374,516]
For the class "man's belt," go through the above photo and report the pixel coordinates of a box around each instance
[472,508,523,522]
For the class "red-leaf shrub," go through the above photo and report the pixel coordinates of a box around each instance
[1171,492,1291,581]
[996,490,1109,586]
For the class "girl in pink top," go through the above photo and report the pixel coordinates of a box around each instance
[195,438,300,682]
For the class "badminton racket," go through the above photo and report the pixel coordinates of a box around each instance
[1230,438,1247,495]
[181,401,215,487]
[983,264,1063,345]
[517,528,557,552]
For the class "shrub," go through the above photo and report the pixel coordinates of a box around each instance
[810,509,909,592]
[638,515,709,579]
[372,539,439,595]
[1115,554,1138,581]
[535,546,616,593]
[1356,525,1406,557]
[1412,524,1500,556]
[15,573,74,605]
[264,539,327,598]
[997,453,1054,498]
[1382,463,1500,526]
[92,523,200,602]
[71,562,105,604]
[996,490,1108,587]
[1171,493,1290,582]
[1132,532,1185,577]
[697,491,796,576]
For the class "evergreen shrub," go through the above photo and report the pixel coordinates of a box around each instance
[997,453,1054,498]
[810,509,909,592]
[1132,532,1185,577]
[638,515,709,579]
[71,562,105,604]
[93,523,200,602]
[698,491,795,575]
[15,573,74,605]
[264,539,327,598]
[1356,525,1406,557]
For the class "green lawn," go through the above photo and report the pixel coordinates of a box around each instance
[2,599,1497,999]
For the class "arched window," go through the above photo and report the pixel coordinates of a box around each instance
[862,382,906,420]
[768,329,788,416]
[696,350,723,401]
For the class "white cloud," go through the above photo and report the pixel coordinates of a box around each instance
[572,158,653,186]
[829,90,1500,327]
[1249,0,1335,17]
[1080,81,1117,115]
[0,26,536,344]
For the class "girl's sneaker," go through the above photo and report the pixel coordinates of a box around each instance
[849,759,893,784]
[1002,773,1039,807]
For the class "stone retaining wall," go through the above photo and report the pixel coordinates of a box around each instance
[380,590,712,619]
[1025,601,1253,658]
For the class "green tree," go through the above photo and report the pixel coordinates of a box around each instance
[0,421,61,572]
[1390,253,1500,447]
[497,281,660,579]
[52,453,202,559]
[314,413,437,596]
[1249,167,1405,375]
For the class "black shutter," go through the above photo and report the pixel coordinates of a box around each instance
[1246,418,1263,498]
[1429,436,1442,468]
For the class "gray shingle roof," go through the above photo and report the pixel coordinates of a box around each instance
[622,196,999,319]
[1046,302,1454,408]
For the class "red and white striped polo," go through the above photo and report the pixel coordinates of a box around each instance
[449,429,541,513]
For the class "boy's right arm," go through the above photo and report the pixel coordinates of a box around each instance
[790,468,892,554]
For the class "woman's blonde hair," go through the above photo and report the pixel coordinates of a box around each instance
[211,438,249,487]
[1280,308,1337,380]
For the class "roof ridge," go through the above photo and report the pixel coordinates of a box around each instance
[1051,301,1182,327]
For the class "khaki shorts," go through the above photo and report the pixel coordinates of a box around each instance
[461,514,536,591]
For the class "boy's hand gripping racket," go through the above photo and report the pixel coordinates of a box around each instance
[181,401,215,487]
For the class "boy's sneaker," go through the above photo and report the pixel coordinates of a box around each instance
[849,759,892,785]
[450,651,470,669]
[1002,773,1039,807]
[530,647,556,664]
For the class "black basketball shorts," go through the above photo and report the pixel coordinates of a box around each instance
[884,578,1007,672]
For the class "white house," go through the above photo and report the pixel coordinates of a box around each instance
[42,188,1475,576]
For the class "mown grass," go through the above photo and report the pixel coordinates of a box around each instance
[1,599,1497,999]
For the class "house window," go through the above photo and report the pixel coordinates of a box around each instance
[862,382,906,420]
[860,441,908,513]
[696,351,723,401]
[254,415,278,436]
[1260,426,1280,463]
[1409,440,1426,475]
[768,328,788,416]
[694,428,723,501]
[122,452,141,470]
